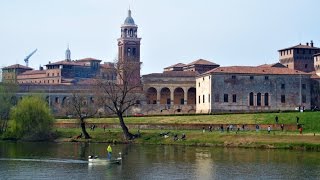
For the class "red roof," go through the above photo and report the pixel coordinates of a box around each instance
[278,44,320,51]
[76,58,102,62]
[20,70,46,75]
[204,66,309,76]
[3,64,33,70]
[45,60,83,66]
[257,63,286,68]
[164,63,186,69]
[186,59,219,66]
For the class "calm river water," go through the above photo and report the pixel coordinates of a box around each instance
[0,141,320,180]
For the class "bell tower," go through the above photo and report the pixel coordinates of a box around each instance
[117,9,141,85]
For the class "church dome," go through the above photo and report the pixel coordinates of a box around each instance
[124,9,135,25]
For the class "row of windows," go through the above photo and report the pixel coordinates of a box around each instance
[47,72,60,77]
[281,83,306,89]
[280,49,319,56]
[198,76,270,87]
[20,79,60,84]
[280,94,306,103]
[199,92,307,105]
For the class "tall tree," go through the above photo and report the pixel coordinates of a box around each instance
[0,83,18,134]
[96,60,143,140]
[65,91,98,139]
[9,96,54,140]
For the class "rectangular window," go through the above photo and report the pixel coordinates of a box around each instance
[281,84,285,89]
[250,76,254,80]
[132,48,136,56]
[203,95,205,103]
[180,98,184,105]
[198,96,200,104]
[198,82,200,87]
[302,84,306,89]
[232,94,236,103]
[232,75,236,79]
[302,95,306,103]
[224,94,228,102]
[305,64,308,69]
[281,95,286,103]
[214,94,219,102]
[208,94,210,103]
[265,76,269,80]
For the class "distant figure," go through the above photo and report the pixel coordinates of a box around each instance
[256,124,260,132]
[299,127,303,134]
[267,126,271,134]
[275,116,279,124]
[103,125,106,132]
[173,134,178,141]
[242,124,245,131]
[220,125,224,132]
[181,133,186,140]
[76,133,82,139]
[107,144,112,160]
[209,126,212,132]
[202,127,205,133]
[281,124,284,131]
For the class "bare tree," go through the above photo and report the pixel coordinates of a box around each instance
[96,60,143,140]
[66,89,98,139]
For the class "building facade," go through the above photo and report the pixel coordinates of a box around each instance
[196,66,311,113]
[2,9,320,115]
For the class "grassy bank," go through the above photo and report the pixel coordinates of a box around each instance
[57,111,320,132]
[55,124,320,151]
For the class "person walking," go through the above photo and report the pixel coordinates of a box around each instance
[267,126,271,134]
[275,116,279,124]
[281,124,284,131]
[107,144,112,160]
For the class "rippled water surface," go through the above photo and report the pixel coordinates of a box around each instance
[0,141,320,180]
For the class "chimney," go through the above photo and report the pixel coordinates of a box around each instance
[306,42,309,46]
[311,40,314,47]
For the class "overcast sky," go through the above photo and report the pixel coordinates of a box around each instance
[0,0,319,75]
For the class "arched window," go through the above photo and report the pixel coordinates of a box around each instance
[249,92,254,106]
[257,93,261,106]
[264,93,269,106]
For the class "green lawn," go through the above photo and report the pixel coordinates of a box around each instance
[56,111,320,132]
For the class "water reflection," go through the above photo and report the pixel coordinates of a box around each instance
[1,141,320,179]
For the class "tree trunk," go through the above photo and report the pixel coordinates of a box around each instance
[118,112,134,140]
[80,118,91,139]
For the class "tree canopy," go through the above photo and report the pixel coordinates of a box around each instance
[8,96,54,140]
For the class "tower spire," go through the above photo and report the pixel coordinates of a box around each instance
[65,44,71,61]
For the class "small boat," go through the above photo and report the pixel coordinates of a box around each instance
[88,152,122,165]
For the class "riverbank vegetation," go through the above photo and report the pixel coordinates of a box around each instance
[3,96,55,141]
[53,111,320,150]
[57,111,320,132]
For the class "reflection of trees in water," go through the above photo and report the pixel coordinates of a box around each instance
[79,142,89,159]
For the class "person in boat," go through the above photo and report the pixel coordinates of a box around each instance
[107,144,112,160]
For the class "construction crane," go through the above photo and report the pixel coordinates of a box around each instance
[24,49,37,67]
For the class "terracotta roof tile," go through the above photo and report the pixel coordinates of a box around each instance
[164,63,186,69]
[257,63,286,68]
[45,60,83,66]
[3,64,33,70]
[205,66,309,75]
[76,58,102,62]
[278,44,320,51]
[186,59,219,66]
[20,70,46,75]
